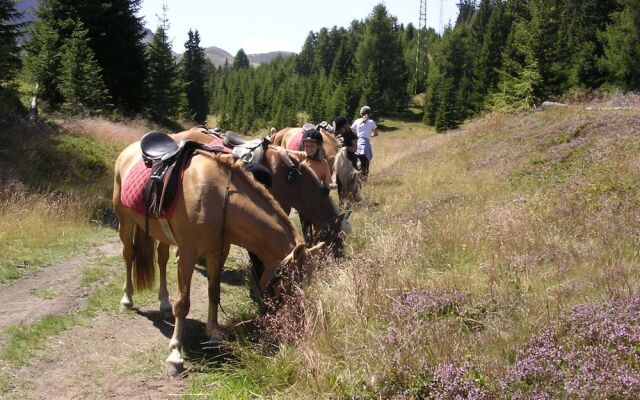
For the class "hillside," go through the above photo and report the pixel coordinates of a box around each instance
[1,97,639,398]
[202,46,293,67]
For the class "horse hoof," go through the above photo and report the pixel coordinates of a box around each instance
[119,301,133,312]
[165,360,184,377]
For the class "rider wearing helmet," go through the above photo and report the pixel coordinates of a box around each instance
[301,123,332,194]
[334,116,358,168]
[351,105,378,179]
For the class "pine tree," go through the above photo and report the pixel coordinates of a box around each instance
[355,4,408,114]
[58,21,110,114]
[0,0,23,86]
[180,29,209,124]
[233,48,250,69]
[145,7,180,120]
[599,0,640,90]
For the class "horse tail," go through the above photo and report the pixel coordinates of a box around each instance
[133,225,156,292]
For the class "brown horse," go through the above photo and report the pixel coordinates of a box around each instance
[113,139,323,376]
[271,126,340,174]
[171,128,351,247]
[120,128,351,319]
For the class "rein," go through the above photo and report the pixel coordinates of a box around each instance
[217,166,233,317]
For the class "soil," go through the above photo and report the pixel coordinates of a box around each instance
[0,237,214,399]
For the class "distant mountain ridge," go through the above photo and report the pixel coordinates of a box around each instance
[202,46,294,67]
[14,0,294,66]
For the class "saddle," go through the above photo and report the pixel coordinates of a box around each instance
[220,132,272,186]
[139,131,224,224]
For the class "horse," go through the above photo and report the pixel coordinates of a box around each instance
[170,128,351,251]
[113,139,324,376]
[119,127,351,322]
[271,126,340,174]
[334,147,363,204]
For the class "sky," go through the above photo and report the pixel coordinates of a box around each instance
[138,0,460,55]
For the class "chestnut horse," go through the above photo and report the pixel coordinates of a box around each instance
[113,140,323,376]
[271,126,340,174]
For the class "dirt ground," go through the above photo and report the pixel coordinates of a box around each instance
[0,237,216,399]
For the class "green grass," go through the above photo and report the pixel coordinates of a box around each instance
[29,288,58,300]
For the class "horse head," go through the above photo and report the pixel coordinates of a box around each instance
[261,242,325,311]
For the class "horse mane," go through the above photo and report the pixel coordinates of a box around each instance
[195,150,299,241]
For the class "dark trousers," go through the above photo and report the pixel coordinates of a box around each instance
[358,155,370,178]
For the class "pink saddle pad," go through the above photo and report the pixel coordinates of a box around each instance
[287,130,304,151]
[120,159,180,219]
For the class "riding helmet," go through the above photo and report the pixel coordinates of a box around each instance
[334,116,349,131]
[360,105,371,115]
[302,123,323,144]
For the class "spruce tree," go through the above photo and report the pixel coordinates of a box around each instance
[599,0,640,90]
[233,48,250,69]
[0,0,23,87]
[58,21,110,115]
[180,29,208,124]
[355,4,408,114]
[145,8,180,120]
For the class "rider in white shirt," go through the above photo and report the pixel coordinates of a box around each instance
[350,105,378,179]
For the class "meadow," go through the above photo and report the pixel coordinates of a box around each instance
[1,97,639,398]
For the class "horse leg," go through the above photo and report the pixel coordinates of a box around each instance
[157,243,173,315]
[118,217,135,311]
[204,244,230,347]
[166,247,196,377]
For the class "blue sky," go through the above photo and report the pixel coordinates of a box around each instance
[138,0,460,55]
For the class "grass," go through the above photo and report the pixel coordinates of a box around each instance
[180,102,640,398]
[2,101,640,398]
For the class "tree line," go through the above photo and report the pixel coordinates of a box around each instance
[1,1,639,132]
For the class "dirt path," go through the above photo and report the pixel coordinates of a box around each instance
[0,238,218,399]
[0,239,122,342]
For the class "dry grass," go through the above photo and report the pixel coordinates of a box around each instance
[188,101,640,398]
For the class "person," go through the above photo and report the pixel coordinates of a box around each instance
[334,116,358,169]
[351,105,378,179]
[300,123,332,196]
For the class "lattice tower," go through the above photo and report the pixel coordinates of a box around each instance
[414,0,427,94]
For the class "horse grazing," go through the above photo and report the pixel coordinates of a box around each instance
[334,147,363,204]
[171,128,351,250]
[271,126,340,174]
[113,138,323,376]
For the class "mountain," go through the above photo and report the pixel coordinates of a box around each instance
[199,46,294,67]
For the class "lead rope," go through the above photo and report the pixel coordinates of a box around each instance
[217,166,233,318]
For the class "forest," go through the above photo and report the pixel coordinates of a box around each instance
[1,0,639,131]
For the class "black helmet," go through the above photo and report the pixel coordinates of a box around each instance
[334,116,349,131]
[302,123,323,144]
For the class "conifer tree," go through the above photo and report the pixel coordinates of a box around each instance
[355,4,408,114]
[180,29,208,123]
[0,0,23,87]
[599,0,640,90]
[233,48,250,69]
[145,7,180,120]
[58,21,110,114]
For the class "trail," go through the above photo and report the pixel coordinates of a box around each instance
[0,238,216,399]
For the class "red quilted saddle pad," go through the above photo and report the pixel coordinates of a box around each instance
[287,130,303,151]
[120,159,180,219]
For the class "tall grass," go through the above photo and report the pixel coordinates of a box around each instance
[0,180,111,284]
[186,102,640,398]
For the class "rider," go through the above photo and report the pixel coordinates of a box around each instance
[351,105,378,179]
[301,123,332,196]
[334,116,358,169]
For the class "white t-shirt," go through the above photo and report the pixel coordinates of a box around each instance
[351,118,377,141]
